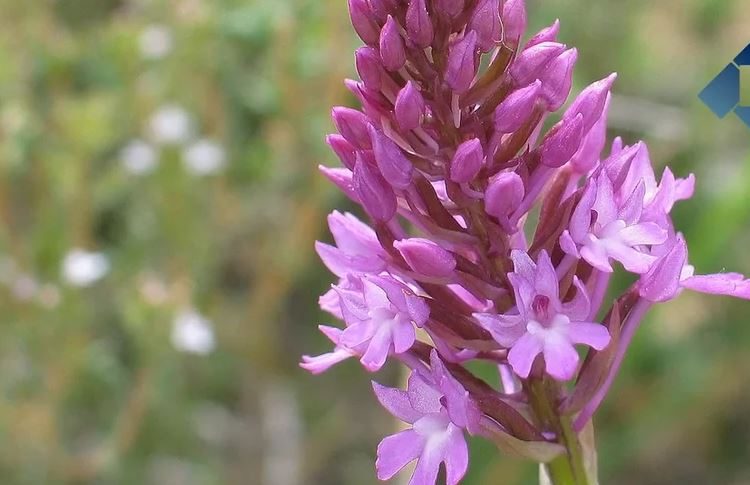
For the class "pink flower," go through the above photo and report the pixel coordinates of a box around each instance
[475,251,610,380]
[374,352,477,485]
[561,172,668,273]
[336,275,429,371]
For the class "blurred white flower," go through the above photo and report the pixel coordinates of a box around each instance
[121,139,158,175]
[139,24,173,60]
[171,310,216,355]
[149,105,192,145]
[182,139,226,176]
[62,249,109,287]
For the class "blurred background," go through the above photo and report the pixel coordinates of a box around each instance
[0,0,747,484]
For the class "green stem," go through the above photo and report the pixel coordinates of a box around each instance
[529,379,590,485]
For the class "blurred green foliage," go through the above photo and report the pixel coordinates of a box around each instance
[0,0,746,484]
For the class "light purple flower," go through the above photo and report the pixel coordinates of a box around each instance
[373,363,473,485]
[561,172,668,273]
[336,275,429,371]
[475,251,610,380]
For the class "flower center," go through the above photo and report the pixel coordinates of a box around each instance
[369,306,399,327]
[531,295,551,323]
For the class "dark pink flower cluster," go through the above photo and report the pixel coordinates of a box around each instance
[302,1,750,483]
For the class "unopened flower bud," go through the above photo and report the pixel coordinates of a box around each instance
[332,107,372,149]
[369,0,396,22]
[485,172,525,218]
[526,19,560,48]
[509,41,566,87]
[353,154,397,221]
[355,46,384,90]
[348,0,380,45]
[450,138,484,183]
[394,238,457,278]
[326,134,357,170]
[446,30,478,93]
[539,48,578,110]
[564,73,618,133]
[570,95,609,173]
[369,125,414,189]
[395,81,425,131]
[540,113,584,167]
[469,0,501,52]
[495,80,542,133]
[501,0,527,45]
[406,0,434,49]
[380,16,406,72]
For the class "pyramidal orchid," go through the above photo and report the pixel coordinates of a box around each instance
[302,1,750,483]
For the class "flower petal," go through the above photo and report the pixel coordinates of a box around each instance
[682,273,750,299]
[409,438,443,485]
[407,373,444,415]
[443,426,470,485]
[618,222,668,247]
[534,250,560,302]
[300,349,353,374]
[542,337,580,380]
[507,333,543,378]
[392,320,416,354]
[373,381,423,424]
[473,311,526,347]
[580,241,613,272]
[376,429,424,480]
[360,325,393,371]
[566,322,610,350]
[561,277,591,321]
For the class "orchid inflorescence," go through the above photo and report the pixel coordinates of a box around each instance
[301,0,750,483]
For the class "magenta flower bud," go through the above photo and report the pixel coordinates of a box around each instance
[319,165,360,202]
[355,46,384,90]
[446,30,478,93]
[348,0,380,45]
[501,0,527,44]
[394,238,457,278]
[369,125,414,189]
[435,0,464,18]
[526,19,560,48]
[353,154,397,221]
[469,0,501,52]
[570,95,609,173]
[564,73,618,133]
[509,41,566,87]
[638,236,688,302]
[369,0,396,22]
[494,79,542,133]
[326,134,357,170]
[539,48,578,111]
[406,0,434,49]
[450,138,484,183]
[485,171,524,218]
[380,16,406,72]
[540,113,584,167]
[332,107,372,149]
[394,81,425,131]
